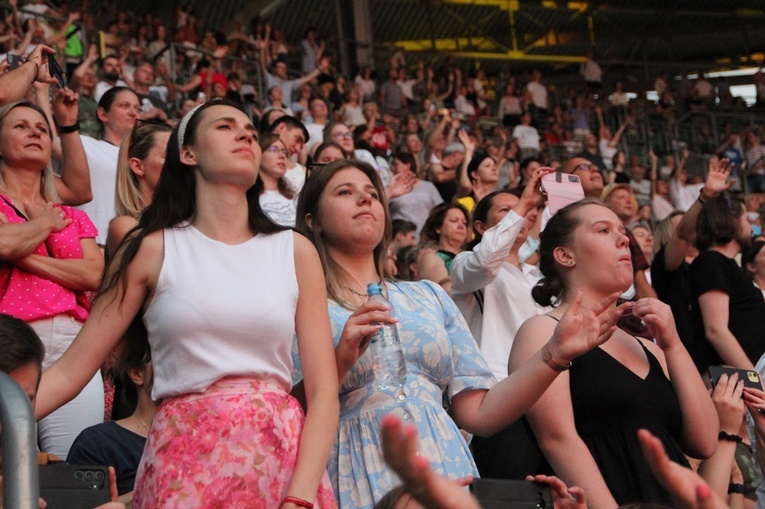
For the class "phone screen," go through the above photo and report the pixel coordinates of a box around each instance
[7,53,22,70]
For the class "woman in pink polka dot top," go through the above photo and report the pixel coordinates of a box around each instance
[0,97,105,458]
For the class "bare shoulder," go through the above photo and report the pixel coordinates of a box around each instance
[518,313,557,339]
[292,231,320,261]
[107,216,139,252]
[509,313,557,369]
[123,229,165,288]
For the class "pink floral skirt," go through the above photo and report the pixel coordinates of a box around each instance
[133,377,336,508]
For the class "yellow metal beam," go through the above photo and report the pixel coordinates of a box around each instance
[439,0,519,10]
[387,37,502,52]
[409,48,585,63]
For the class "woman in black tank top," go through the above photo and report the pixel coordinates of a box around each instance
[509,199,717,508]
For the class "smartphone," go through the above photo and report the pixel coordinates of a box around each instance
[39,463,111,509]
[7,53,23,70]
[471,478,553,509]
[540,171,584,214]
[47,54,66,89]
[708,366,762,390]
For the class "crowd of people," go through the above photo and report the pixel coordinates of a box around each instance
[3,1,765,509]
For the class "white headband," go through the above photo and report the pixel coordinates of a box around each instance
[177,103,205,151]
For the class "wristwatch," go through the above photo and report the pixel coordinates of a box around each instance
[542,344,572,372]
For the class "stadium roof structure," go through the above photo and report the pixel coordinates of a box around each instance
[132,0,765,78]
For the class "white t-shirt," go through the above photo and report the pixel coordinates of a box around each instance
[526,81,548,109]
[76,136,120,245]
[259,190,297,228]
[305,122,325,153]
[669,179,704,212]
[284,163,307,195]
[512,125,540,150]
[599,139,617,170]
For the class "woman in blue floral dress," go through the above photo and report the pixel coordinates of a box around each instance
[294,160,626,508]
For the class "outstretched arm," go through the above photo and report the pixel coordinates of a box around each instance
[452,291,626,438]
[451,167,551,294]
[662,157,733,272]
[0,43,58,105]
[35,231,163,420]
[52,88,93,205]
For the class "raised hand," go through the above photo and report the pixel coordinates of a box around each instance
[457,128,475,153]
[387,172,416,199]
[515,166,554,216]
[52,87,79,127]
[704,157,734,196]
[743,386,765,438]
[638,429,728,509]
[381,414,482,509]
[26,44,58,85]
[524,475,587,509]
[547,290,627,364]
[711,373,746,434]
[632,298,680,351]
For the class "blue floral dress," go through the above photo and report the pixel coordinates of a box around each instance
[293,280,496,508]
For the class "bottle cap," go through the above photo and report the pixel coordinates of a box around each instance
[367,282,383,295]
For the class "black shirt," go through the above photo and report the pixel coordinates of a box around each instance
[689,250,765,372]
[67,421,146,496]
[651,245,695,350]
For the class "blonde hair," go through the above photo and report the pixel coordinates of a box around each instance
[114,121,173,218]
[0,101,59,203]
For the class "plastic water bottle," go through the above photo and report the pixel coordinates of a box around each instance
[367,283,407,390]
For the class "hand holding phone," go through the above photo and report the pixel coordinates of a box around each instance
[708,366,762,391]
[540,170,584,214]
[48,54,66,89]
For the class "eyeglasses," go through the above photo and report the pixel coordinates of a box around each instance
[265,145,290,158]
[573,163,600,173]
[332,132,353,140]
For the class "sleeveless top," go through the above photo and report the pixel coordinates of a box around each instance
[569,335,688,505]
[144,225,298,401]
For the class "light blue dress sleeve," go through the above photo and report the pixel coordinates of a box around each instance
[412,280,497,402]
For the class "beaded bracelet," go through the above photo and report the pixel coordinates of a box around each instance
[283,496,314,508]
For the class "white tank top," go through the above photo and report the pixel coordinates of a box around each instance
[144,224,298,400]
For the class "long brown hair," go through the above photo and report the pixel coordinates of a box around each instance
[295,159,392,308]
